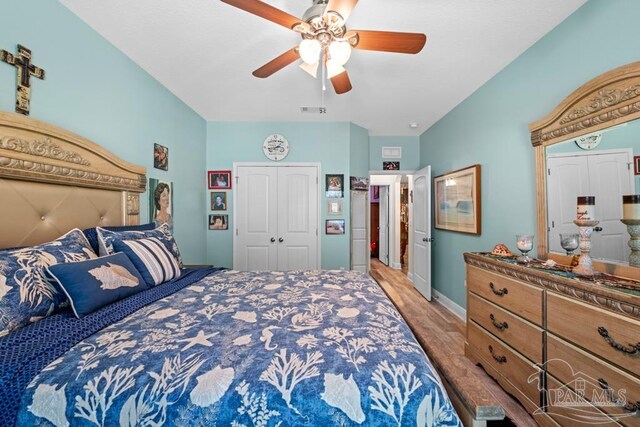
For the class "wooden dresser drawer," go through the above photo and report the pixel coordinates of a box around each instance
[467,320,542,406]
[547,334,640,426]
[547,292,640,377]
[467,265,543,325]
[546,375,623,427]
[468,292,544,363]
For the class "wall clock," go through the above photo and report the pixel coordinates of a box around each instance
[263,134,289,161]
[575,133,603,150]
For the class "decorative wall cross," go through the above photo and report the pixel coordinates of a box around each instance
[0,44,45,116]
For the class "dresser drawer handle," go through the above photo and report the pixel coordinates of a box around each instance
[597,326,640,355]
[488,345,507,364]
[489,282,509,296]
[598,378,640,413]
[489,314,509,331]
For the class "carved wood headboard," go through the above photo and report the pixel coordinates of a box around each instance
[0,112,146,248]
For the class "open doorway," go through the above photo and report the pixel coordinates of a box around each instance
[369,174,412,277]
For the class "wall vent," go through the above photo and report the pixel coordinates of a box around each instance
[300,106,327,114]
[382,146,402,159]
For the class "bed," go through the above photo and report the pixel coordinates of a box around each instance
[0,112,462,426]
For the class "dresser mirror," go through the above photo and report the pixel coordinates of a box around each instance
[529,61,640,278]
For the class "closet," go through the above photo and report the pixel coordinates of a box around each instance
[234,165,319,271]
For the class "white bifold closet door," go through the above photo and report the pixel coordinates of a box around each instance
[235,165,318,271]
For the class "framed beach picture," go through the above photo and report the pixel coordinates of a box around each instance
[434,164,481,235]
[326,219,345,235]
[153,143,168,171]
[208,170,232,189]
[326,174,344,198]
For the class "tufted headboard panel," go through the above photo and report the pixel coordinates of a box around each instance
[0,112,146,249]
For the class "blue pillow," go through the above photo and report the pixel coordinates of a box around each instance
[46,253,149,318]
[97,223,183,267]
[113,237,181,286]
[82,223,156,255]
[0,229,96,336]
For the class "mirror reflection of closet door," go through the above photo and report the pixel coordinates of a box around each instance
[547,150,633,263]
[378,186,389,266]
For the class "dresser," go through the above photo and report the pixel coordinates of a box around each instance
[464,253,640,427]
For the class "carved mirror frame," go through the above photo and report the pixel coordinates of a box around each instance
[529,61,640,277]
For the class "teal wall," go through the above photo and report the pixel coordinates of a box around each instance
[370,136,420,171]
[350,123,370,178]
[206,121,369,269]
[0,0,207,263]
[419,0,640,308]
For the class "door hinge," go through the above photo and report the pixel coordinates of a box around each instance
[628,162,632,171]
[552,220,555,228]
[547,168,551,176]
[235,176,239,184]
[316,176,319,184]
[316,228,318,236]
[236,228,238,236]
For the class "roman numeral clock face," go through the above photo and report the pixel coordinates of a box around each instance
[263,134,289,161]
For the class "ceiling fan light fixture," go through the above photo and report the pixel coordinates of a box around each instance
[299,39,322,65]
[328,40,351,66]
[326,59,346,79]
[300,61,319,78]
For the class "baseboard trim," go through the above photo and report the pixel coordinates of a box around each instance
[433,289,466,322]
[407,272,414,283]
[391,262,402,270]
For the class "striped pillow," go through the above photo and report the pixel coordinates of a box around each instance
[112,237,181,286]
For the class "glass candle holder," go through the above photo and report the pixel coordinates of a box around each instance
[559,233,579,256]
[623,195,640,220]
[516,234,534,263]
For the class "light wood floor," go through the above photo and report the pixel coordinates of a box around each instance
[370,259,537,427]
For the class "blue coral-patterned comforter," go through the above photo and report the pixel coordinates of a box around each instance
[16,269,461,426]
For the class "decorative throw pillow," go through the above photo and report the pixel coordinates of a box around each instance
[0,229,96,336]
[82,223,156,255]
[45,253,149,318]
[113,237,181,286]
[96,223,183,267]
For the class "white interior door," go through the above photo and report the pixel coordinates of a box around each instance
[547,156,590,253]
[351,191,369,272]
[589,152,633,262]
[235,166,278,270]
[277,166,318,270]
[547,150,633,262]
[379,186,389,265]
[412,166,432,301]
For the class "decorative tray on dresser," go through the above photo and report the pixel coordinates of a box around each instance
[464,252,640,427]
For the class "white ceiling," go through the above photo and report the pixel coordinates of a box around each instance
[60,0,586,136]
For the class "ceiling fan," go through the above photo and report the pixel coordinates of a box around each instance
[220,0,427,94]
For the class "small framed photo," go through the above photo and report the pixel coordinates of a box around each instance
[326,174,344,198]
[383,161,400,171]
[350,176,369,191]
[208,170,232,189]
[209,214,228,230]
[153,143,168,171]
[211,192,227,211]
[326,219,345,235]
[635,156,640,175]
[327,199,343,215]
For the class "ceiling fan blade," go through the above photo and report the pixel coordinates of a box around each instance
[253,48,300,78]
[325,0,359,21]
[349,30,427,54]
[331,70,352,94]
[221,0,309,31]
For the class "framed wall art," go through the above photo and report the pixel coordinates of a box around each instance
[635,156,640,175]
[434,164,481,235]
[383,161,400,171]
[327,199,343,215]
[350,176,369,191]
[326,219,345,235]
[148,178,173,230]
[153,143,168,171]
[209,214,228,230]
[208,170,232,189]
[326,174,344,198]
[211,192,227,211]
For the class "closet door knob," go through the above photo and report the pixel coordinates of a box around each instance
[270,237,276,243]
[279,237,284,243]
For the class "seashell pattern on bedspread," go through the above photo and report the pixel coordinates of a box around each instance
[17,269,462,426]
